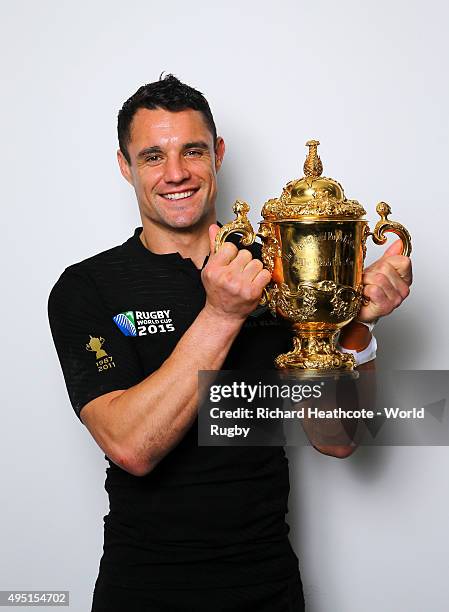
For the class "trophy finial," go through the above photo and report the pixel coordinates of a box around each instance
[304,140,323,178]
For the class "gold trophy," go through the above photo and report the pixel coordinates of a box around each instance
[215,140,412,370]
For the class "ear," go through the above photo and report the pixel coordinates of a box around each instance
[117,149,134,185]
[214,137,225,172]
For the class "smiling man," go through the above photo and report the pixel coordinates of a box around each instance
[48,75,412,611]
[118,105,225,237]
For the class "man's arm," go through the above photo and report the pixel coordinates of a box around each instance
[306,239,413,459]
[80,225,271,477]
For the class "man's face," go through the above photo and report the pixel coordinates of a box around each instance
[118,108,225,231]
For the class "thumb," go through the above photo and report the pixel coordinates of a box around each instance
[382,238,403,258]
[208,224,220,254]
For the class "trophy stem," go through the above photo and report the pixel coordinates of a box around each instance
[275,329,355,371]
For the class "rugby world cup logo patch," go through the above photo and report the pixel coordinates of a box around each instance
[113,310,175,336]
[113,311,137,336]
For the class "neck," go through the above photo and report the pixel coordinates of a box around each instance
[140,216,214,269]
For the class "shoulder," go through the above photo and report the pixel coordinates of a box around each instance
[48,239,133,316]
[49,237,133,300]
[67,241,130,277]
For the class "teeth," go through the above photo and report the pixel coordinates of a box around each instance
[163,191,194,200]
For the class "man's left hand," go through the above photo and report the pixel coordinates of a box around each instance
[357,239,413,323]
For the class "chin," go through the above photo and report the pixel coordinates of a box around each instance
[164,210,209,231]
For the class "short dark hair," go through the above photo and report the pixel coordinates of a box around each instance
[117,74,217,163]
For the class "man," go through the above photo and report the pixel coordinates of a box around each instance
[48,75,412,611]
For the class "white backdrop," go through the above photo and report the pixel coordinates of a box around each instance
[1,1,448,610]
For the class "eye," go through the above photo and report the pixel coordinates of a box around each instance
[185,149,203,158]
[145,154,163,163]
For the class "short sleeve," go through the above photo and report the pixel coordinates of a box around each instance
[48,269,144,421]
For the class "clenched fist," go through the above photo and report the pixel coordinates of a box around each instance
[358,239,413,323]
[201,224,271,322]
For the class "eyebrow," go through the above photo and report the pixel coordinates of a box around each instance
[183,141,210,151]
[136,141,211,159]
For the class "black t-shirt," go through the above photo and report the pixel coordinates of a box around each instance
[48,228,299,589]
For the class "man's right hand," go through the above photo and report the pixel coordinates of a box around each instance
[201,224,271,323]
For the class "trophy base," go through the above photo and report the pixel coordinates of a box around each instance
[275,330,355,371]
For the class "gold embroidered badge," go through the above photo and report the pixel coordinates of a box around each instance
[85,336,108,359]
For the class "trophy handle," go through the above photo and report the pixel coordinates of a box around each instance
[370,202,412,256]
[214,200,268,306]
[214,200,257,248]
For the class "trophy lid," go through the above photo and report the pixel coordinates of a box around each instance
[262,140,366,221]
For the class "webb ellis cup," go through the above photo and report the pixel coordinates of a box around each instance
[215,141,412,370]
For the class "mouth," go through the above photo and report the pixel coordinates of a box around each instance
[159,189,198,201]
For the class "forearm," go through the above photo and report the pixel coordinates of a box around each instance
[84,306,243,475]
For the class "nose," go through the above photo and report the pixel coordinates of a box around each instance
[163,154,191,184]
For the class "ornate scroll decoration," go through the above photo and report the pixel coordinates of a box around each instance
[258,222,280,273]
[267,283,317,321]
[329,283,363,319]
[268,280,363,323]
[262,192,366,220]
[275,333,356,370]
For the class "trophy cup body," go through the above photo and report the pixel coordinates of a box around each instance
[260,218,367,369]
[216,141,411,370]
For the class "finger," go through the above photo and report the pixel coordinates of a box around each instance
[365,256,412,286]
[208,224,220,254]
[384,255,413,284]
[363,269,409,301]
[209,223,238,259]
[228,248,253,271]
[250,268,272,298]
[387,268,410,298]
[241,258,264,283]
[362,272,397,303]
[382,239,403,258]
[209,224,239,264]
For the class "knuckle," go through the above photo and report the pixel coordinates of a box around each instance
[223,270,235,285]
[225,282,239,296]
[223,273,241,294]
